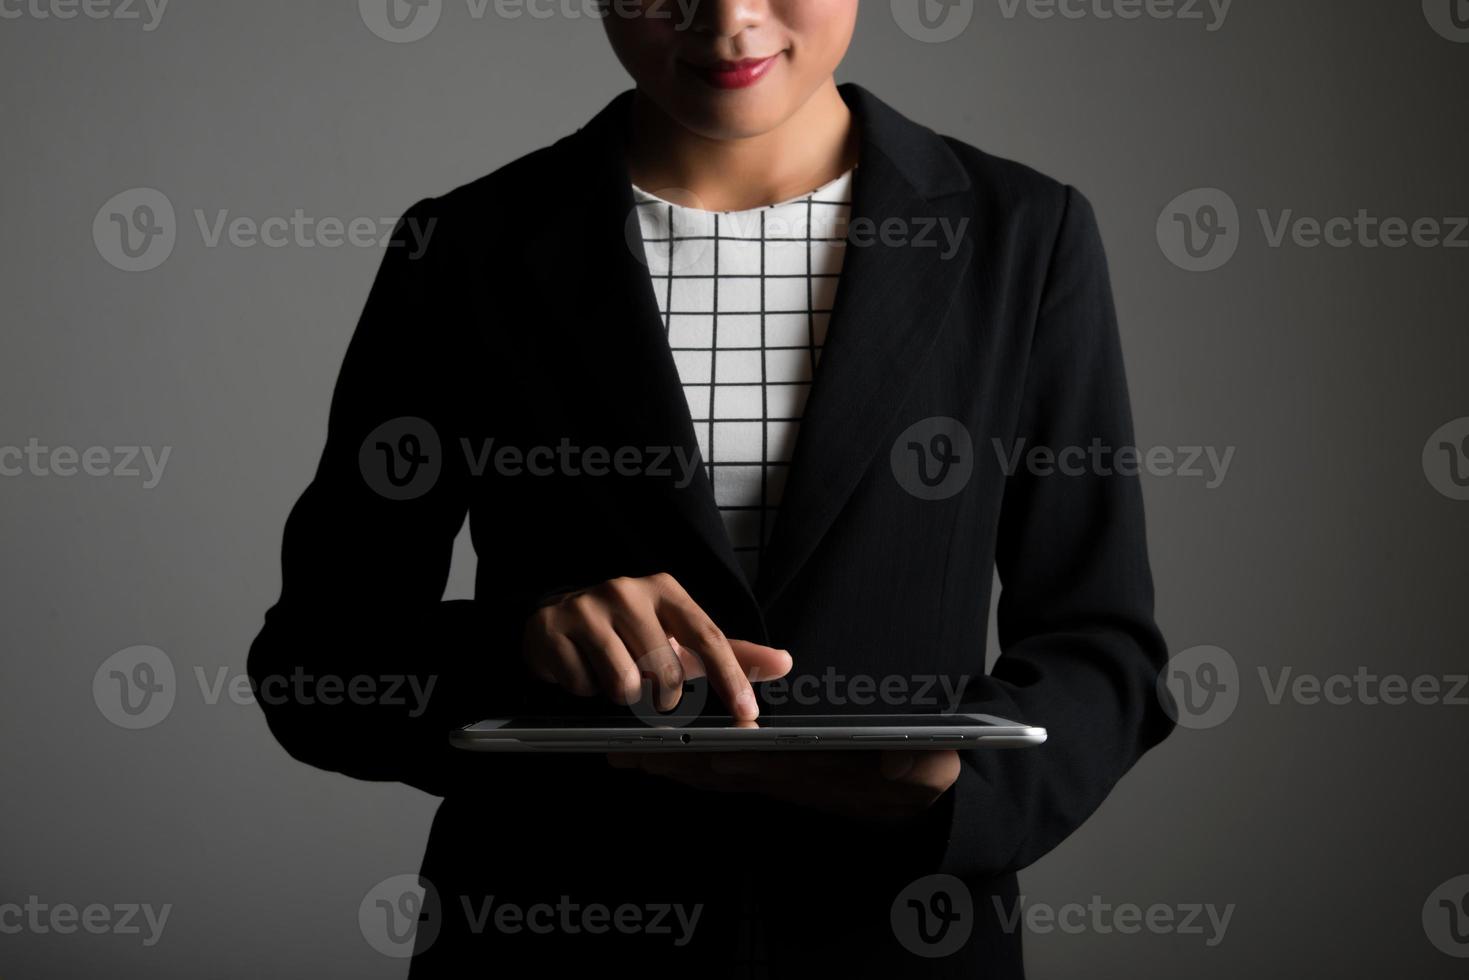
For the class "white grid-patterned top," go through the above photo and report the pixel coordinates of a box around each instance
[632,170,854,586]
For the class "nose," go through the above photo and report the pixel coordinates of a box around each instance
[686,0,766,41]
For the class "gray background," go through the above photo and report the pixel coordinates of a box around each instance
[2,0,1466,976]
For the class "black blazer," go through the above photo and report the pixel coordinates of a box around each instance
[249,84,1174,978]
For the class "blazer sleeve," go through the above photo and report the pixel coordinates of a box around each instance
[246,199,545,797]
[936,185,1175,878]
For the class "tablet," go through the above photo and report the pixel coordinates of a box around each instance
[450,713,1046,752]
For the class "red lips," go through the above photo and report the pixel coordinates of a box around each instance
[684,54,781,90]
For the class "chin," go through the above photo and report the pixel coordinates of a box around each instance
[679,106,788,141]
[664,88,798,142]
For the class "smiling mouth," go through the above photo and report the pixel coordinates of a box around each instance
[682,54,783,90]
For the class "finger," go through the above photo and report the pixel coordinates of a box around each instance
[535,631,595,696]
[567,619,643,706]
[669,635,791,684]
[669,637,705,679]
[608,600,685,712]
[651,578,757,721]
[728,640,793,683]
[901,748,962,792]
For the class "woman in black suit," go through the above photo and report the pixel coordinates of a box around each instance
[249,2,1174,976]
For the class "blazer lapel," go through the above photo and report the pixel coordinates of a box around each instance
[544,86,974,627]
[754,85,975,608]
[557,94,764,634]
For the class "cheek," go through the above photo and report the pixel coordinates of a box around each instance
[602,16,682,81]
[780,0,860,65]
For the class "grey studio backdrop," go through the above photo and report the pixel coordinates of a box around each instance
[2,1,1466,977]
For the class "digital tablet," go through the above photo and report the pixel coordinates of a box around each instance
[450,713,1046,752]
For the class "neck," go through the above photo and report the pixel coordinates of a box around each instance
[625,80,858,212]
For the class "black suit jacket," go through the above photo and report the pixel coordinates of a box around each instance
[248,85,1174,977]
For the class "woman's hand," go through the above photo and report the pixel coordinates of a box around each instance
[521,573,792,721]
[608,749,962,823]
